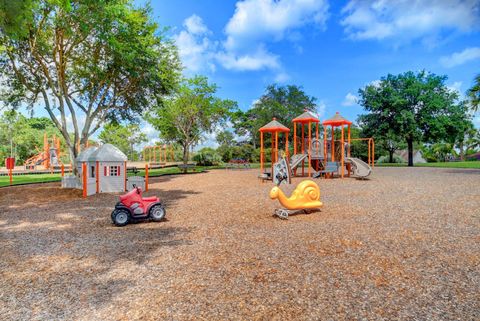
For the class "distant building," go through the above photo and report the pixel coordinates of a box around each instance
[394,149,427,163]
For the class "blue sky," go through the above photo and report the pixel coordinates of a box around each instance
[137,0,480,145]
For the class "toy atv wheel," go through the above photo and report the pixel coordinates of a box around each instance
[149,204,166,222]
[274,209,289,219]
[112,209,130,227]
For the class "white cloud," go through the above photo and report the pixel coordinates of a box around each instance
[341,0,480,44]
[174,1,330,77]
[447,81,463,95]
[440,47,480,68]
[216,46,280,71]
[342,92,358,106]
[274,72,290,83]
[174,15,217,73]
[184,14,209,35]
[224,0,329,50]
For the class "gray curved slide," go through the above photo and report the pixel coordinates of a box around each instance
[346,157,372,178]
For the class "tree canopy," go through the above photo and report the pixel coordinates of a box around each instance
[98,122,147,161]
[147,76,237,167]
[231,84,318,148]
[0,0,180,171]
[0,110,65,163]
[357,70,471,166]
[467,74,480,113]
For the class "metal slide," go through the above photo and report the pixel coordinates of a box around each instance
[289,154,309,171]
[346,157,372,178]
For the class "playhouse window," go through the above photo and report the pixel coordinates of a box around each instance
[104,165,120,177]
[90,166,95,178]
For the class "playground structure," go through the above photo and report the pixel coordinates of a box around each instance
[292,109,320,177]
[259,111,375,180]
[259,118,290,180]
[143,145,175,164]
[24,133,68,171]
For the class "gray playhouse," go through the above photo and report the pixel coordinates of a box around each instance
[75,144,128,195]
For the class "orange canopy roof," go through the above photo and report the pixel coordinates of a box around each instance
[292,109,320,123]
[259,118,290,133]
[322,112,352,126]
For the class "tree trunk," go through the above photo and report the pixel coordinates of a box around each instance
[459,141,465,161]
[407,138,414,167]
[182,143,189,173]
[389,150,394,163]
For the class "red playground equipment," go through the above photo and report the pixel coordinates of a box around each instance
[24,133,66,170]
[111,185,166,226]
[143,144,175,164]
[259,118,290,180]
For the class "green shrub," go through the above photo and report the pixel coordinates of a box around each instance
[193,147,222,166]
[377,154,405,164]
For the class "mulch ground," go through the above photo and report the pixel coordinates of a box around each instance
[1,167,479,320]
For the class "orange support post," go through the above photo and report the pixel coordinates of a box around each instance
[145,164,149,192]
[309,122,313,176]
[293,123,297,155]
[341,126,345,178]
[9,168,12,185]
[301,124,305,176]
[61,164,65,177]
[347,125,351,157]
[275,131,278,164]
[368,139,372,166]
[82,162,87,198]
[331,125,335,162]
[372,139,375,168]
[323,127,327,163]
[260,132,264,173]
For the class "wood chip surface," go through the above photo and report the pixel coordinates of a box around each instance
[0,167,479,320]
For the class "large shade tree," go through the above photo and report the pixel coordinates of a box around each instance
[98,123,147,161]
[467,74,480,112]
[0,0,180,172]
[357,71,470,166]
[147,76,237,169]
[231,84,318,148]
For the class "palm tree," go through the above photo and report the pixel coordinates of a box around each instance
[467,74,480,112]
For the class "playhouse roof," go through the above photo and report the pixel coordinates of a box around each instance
[76,146,98,162]
[259,118,290,133]
[292,110,319,123]
[322,112,352,126]
[88,144,127,162]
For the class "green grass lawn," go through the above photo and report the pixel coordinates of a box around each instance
[0,173,63,187]
[0,163,263,187]
[376,161,480,169]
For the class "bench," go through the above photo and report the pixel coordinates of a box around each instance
[177,164,196,172]
[313,162,339,178]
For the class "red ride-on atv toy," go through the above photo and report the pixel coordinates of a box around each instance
[111,185,166,226]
